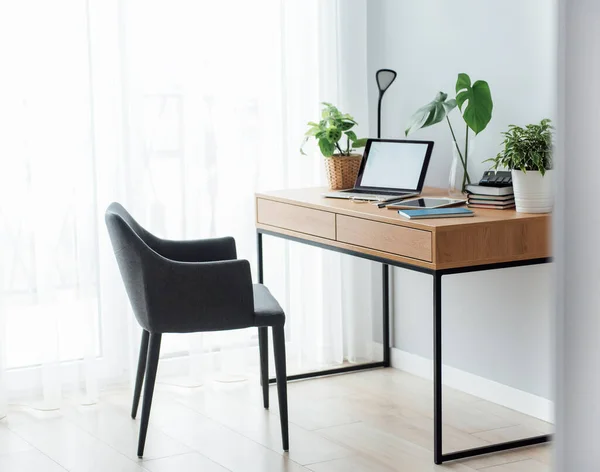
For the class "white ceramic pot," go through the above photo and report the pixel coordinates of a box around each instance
[511,169,553,213]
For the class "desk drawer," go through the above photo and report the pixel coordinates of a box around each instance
[257,198,336,239]
[336,215,432,262]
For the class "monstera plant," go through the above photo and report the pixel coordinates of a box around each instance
[405,73,493,191]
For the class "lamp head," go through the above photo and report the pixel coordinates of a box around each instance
[376,69,397,96]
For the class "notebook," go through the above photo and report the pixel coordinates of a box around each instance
[467,194,515,202]
[468,198,515,206]
[465,184,513,196]
[398,208,474,219]
[467,203,515,210]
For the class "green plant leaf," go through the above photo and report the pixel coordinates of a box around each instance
[405,92,457,136]
[326,127,342,143]
[352,138,368,148]
[303,103,361,157]
[455,73,471,96]
[318,138,335,156]
[488,119,553,173]
[455,74,493,134]
[345,130,357,141]
[444,99,457,114]
[300,136,309,155]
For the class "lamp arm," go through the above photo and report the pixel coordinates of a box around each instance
[377,92,383,139]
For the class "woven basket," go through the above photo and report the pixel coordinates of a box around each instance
[324,154,362,190]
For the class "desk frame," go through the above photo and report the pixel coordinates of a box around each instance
[257,228,552,465]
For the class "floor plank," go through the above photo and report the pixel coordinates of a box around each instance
[480,458,547,472]
[3,409,147,472]
[0,449,68,472]
[61,401,192,461]
[0,423,33,455]
[473,425,548,444]
[145,396,308,471]
[317,421,475,471]
[143,452,230,472]
[306,454,396,472]
[177,390,354,466]
[455,446,549,470]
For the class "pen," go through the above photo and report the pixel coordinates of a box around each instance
[376,197,409,208]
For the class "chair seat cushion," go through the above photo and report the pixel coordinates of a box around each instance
[253,284,285,327]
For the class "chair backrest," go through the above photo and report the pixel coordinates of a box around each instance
[105,203,255,334]
[105,203,156,331]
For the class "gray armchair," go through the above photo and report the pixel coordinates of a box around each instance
[105,203,288,457]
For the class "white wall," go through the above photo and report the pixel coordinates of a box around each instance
[367,0,557,401]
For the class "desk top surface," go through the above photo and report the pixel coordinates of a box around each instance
[256,187,550,232]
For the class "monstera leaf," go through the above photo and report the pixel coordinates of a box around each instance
[402,73,493,193]
[455,73,493,135]
[405,92,457,136]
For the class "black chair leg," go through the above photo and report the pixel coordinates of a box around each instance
[132,330,149,419]
[137,332,161,458]
[272,325,289,451]
[258,326,269,409]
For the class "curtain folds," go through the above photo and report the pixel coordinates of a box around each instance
[0,0,376,412]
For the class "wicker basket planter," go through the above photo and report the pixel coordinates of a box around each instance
[324,154,362,190]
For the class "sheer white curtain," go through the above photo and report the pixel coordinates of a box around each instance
[0,0,376,414]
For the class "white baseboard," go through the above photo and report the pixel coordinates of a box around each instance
[389,347,554,423]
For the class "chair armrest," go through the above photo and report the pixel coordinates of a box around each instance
[144,256,255,333]
[150,236,237,263]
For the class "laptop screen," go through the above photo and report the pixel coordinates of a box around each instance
[355,139,433,192]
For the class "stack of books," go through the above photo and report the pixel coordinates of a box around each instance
[465,184,515,210]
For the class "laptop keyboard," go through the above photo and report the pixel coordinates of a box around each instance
[341,189,408,196]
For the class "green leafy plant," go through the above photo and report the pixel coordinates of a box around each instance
[487,119,553,175]
[405,73,493,191]
[301,102,368,157]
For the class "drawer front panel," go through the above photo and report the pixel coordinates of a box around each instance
[435,218,550,266]
[336,215,432,262]
[257,199,336,239]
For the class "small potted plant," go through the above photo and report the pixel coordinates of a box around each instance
[301,102,368,190]
[488,119,553,213]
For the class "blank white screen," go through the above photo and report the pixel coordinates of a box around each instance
[360,141,428,189]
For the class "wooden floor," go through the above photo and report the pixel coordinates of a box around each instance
[0,368,553,471]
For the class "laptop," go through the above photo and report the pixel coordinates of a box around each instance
[323,138,434,202]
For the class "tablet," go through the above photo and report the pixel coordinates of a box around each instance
[387,197,466,209]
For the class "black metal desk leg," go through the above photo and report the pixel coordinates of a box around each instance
[382,264,391,367]
[261,229,386,383]
[433,262,552,464]
[257,231,264,284]
[433,271,443,465]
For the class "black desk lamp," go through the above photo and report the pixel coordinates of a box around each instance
[375,69,397,138]
[375,69,397,361]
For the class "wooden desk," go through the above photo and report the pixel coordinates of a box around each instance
[255,187,552,465]
[256,187,550,271]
